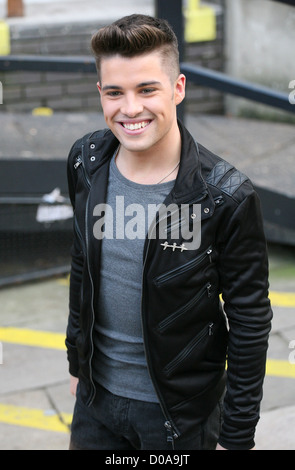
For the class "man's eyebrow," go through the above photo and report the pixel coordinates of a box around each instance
[101,81,161,91]
[101,85,122,91]
[136,81,161,88]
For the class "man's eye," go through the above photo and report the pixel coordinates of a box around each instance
[106,91,122,97]
[141,88,156,94]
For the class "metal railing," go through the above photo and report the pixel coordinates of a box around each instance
[0,54,294,115]
[1,0,294,116]
[0,0,294,287]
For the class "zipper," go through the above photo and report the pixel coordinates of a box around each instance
[157,282,212,333]
[141,236,180,442]
[154,246,213,287]
[74,216,86,256]
[164,322,214,377]
[73,144,96,404]
[74,156,82,170]
[74,149,91,190]
[214,195,224,207]
[84,188,96,406]
[164,420,178,449]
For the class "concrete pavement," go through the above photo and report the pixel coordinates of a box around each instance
[0,242,295,450]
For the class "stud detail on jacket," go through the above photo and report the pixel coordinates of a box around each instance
[160,242,188,252]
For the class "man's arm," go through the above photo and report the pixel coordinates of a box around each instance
[217,189,272,450]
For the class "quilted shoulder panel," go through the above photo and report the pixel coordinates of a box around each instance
[206,160,234,186]
[220,171,249,197]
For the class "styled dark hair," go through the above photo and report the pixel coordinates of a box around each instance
[91,14,180,81]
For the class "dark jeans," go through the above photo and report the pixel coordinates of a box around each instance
[69,383,223,450]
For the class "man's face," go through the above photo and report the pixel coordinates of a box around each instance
[97,51,185,156]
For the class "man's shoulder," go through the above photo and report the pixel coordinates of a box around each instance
[197,141,254,205]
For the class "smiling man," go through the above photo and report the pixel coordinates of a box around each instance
[97,44,185,184]
[66,14,272,451]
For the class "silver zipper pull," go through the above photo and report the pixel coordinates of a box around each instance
[207,248,213,263]
[209,322,214,336]
[164,421,173,444]
[207,283,212,298]
[164,421,178,445]
[74,156,82,170]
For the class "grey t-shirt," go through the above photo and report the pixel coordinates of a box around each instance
[92,152,174,402]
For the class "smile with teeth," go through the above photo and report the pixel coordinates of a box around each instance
[121,121,151,130]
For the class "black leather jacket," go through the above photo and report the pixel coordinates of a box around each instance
[66,121,272,450]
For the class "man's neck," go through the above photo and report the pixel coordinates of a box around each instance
[115,124,182,185]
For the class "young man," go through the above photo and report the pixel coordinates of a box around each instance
[66,14,272,450]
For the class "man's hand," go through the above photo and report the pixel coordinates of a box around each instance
[70,375,79,396]
[216,443,227,450]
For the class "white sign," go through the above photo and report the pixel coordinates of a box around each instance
[36,204,73,223]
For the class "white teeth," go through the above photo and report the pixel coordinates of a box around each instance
[123,121,149,130]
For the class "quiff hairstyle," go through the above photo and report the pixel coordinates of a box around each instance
[91,14,180,82]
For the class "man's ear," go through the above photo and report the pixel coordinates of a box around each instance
[174,74,186,106]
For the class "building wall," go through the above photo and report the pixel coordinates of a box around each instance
[225,0,295,120]
[0,6,225,115]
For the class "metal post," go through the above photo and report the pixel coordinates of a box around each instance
[156,0,185,122]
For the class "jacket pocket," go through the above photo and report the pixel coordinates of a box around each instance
[153,246,213,287]
[157,282,211,333]
[164,322,214,377]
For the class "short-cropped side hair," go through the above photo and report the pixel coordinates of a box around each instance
[91,14,180,82]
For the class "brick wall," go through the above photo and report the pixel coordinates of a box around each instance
[185,7,225,114]
[0,7,225,114]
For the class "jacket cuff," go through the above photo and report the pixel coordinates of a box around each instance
[218,421,256,450]
[65,339,79,377]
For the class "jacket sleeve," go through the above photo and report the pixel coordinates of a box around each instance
[65,141,84,378]
[217,188,273,450]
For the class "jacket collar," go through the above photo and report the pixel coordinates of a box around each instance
[87,120,210,207]
[170,120,208,204]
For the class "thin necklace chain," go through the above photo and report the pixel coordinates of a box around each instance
[157,161,180,184]
[115,145,180,185]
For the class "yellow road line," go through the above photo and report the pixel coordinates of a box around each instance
[0,403,71,434]
[1,329,295,380]
[0,327,66,351]
[266,359,295,379]
[0,360,294,436]
[57,277,295,308]
[0,361,294,437]
[269,291,295,308]
[0,289,293,353]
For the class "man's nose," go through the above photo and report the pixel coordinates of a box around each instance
[121,93,144,117]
